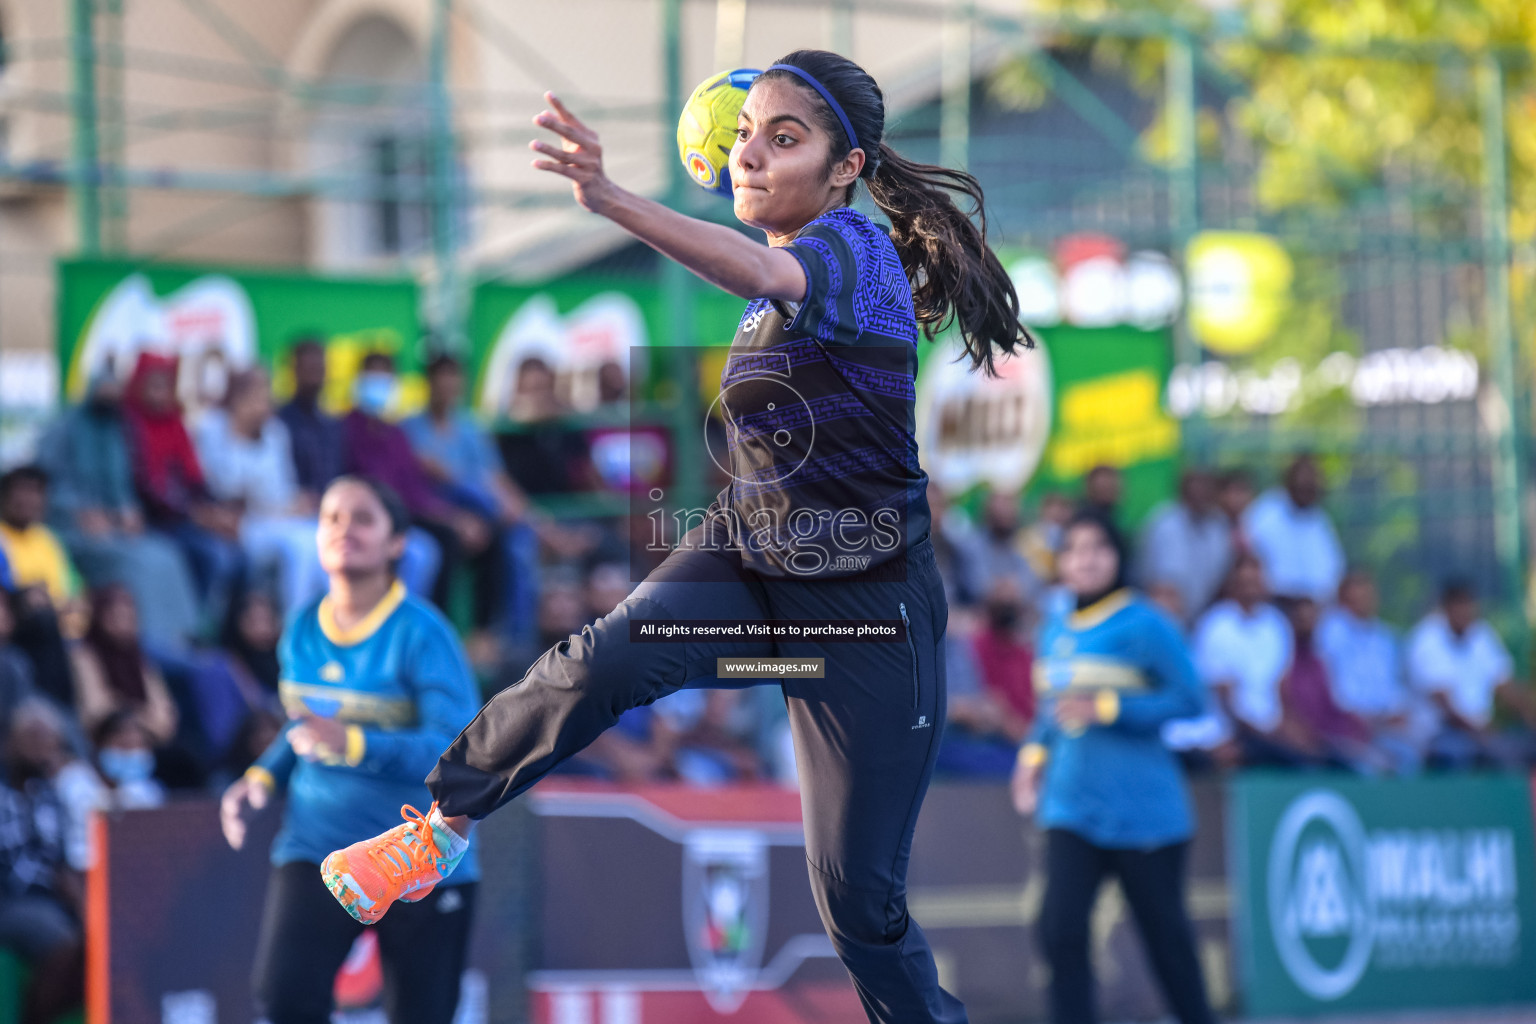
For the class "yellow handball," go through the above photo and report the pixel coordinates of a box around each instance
[676,68,761,196]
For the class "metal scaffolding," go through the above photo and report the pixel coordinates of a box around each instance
[5,0,1535,638]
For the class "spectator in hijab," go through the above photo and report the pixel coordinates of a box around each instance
[39,369,201,648]
[223,588,282,698]
[123,352,244,634]
[68,585,177,747]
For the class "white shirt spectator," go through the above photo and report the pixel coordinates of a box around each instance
[1137,500,1233,621]
[194,409,299,516]
[1316,607,1405,717]
[1192,599,1292,732]
[1406,612,1513,729]
[1242,489,1344,602]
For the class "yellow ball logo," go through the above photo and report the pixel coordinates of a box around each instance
[1187,231,1294,355]
[676,68,760,197]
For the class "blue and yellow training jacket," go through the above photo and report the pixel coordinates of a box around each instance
[1022,589,1205,849]
[248,580,481,882]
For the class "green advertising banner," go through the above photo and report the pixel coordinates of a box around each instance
[467,276,745,421]
[57,259,422,413]
[915,324,1178,527]
[1230,774,1536,1016]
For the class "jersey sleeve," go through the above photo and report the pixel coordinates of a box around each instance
[250,721,298,792]
[1104,609,1206,736]
[782,217,862,346]
[352,616,480,784]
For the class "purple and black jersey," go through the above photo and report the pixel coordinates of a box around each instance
[714,206,932,579]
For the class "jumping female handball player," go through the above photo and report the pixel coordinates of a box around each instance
[320,49,1031,1024]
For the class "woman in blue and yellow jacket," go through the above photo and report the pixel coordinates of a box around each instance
[1011,509,1215,1024]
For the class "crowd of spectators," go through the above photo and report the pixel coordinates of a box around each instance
[0,338,1533,1021]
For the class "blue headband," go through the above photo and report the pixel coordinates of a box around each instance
[766,63,860,155]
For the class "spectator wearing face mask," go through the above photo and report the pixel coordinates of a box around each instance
[52,707,168,881]
[341,352,496,617]
[91,711,166,809]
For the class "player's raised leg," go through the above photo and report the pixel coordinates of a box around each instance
[324,523,774,922]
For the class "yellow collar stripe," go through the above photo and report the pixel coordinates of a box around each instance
[318,580,407,647]
[1069,588,1135,630]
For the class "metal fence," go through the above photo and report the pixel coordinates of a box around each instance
[4,0,1533,644]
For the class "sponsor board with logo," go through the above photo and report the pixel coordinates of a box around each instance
[529,779,1234,1023]
[57,259,425,417]
[92,780,1238,1024]
[1230,773,1536,1016]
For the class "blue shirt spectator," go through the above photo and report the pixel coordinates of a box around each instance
[1316,572,1407,720]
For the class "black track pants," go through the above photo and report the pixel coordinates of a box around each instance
[1037,829,1215,1024]
[252,862,475,1024]
[427,530,966,1024]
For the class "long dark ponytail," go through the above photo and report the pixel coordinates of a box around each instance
[758,50,1034,377]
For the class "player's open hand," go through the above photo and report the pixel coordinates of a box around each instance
[1010,758,1041,817]
[531,92,616,214]
[220,773,270,850]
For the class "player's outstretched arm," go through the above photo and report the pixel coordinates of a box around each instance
[530,91,805,304]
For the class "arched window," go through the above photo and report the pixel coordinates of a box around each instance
[310,15,431,266]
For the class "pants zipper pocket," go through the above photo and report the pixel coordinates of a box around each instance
[900,602,919,709]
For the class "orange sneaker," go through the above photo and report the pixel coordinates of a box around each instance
[321,803,465,924]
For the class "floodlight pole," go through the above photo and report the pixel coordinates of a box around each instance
[662,0,705,512]
[1477,54,1528,641]
[940,0,972,172]
[427,0,464,354]
[1165,28,1202,455]
[70,0,102,257]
